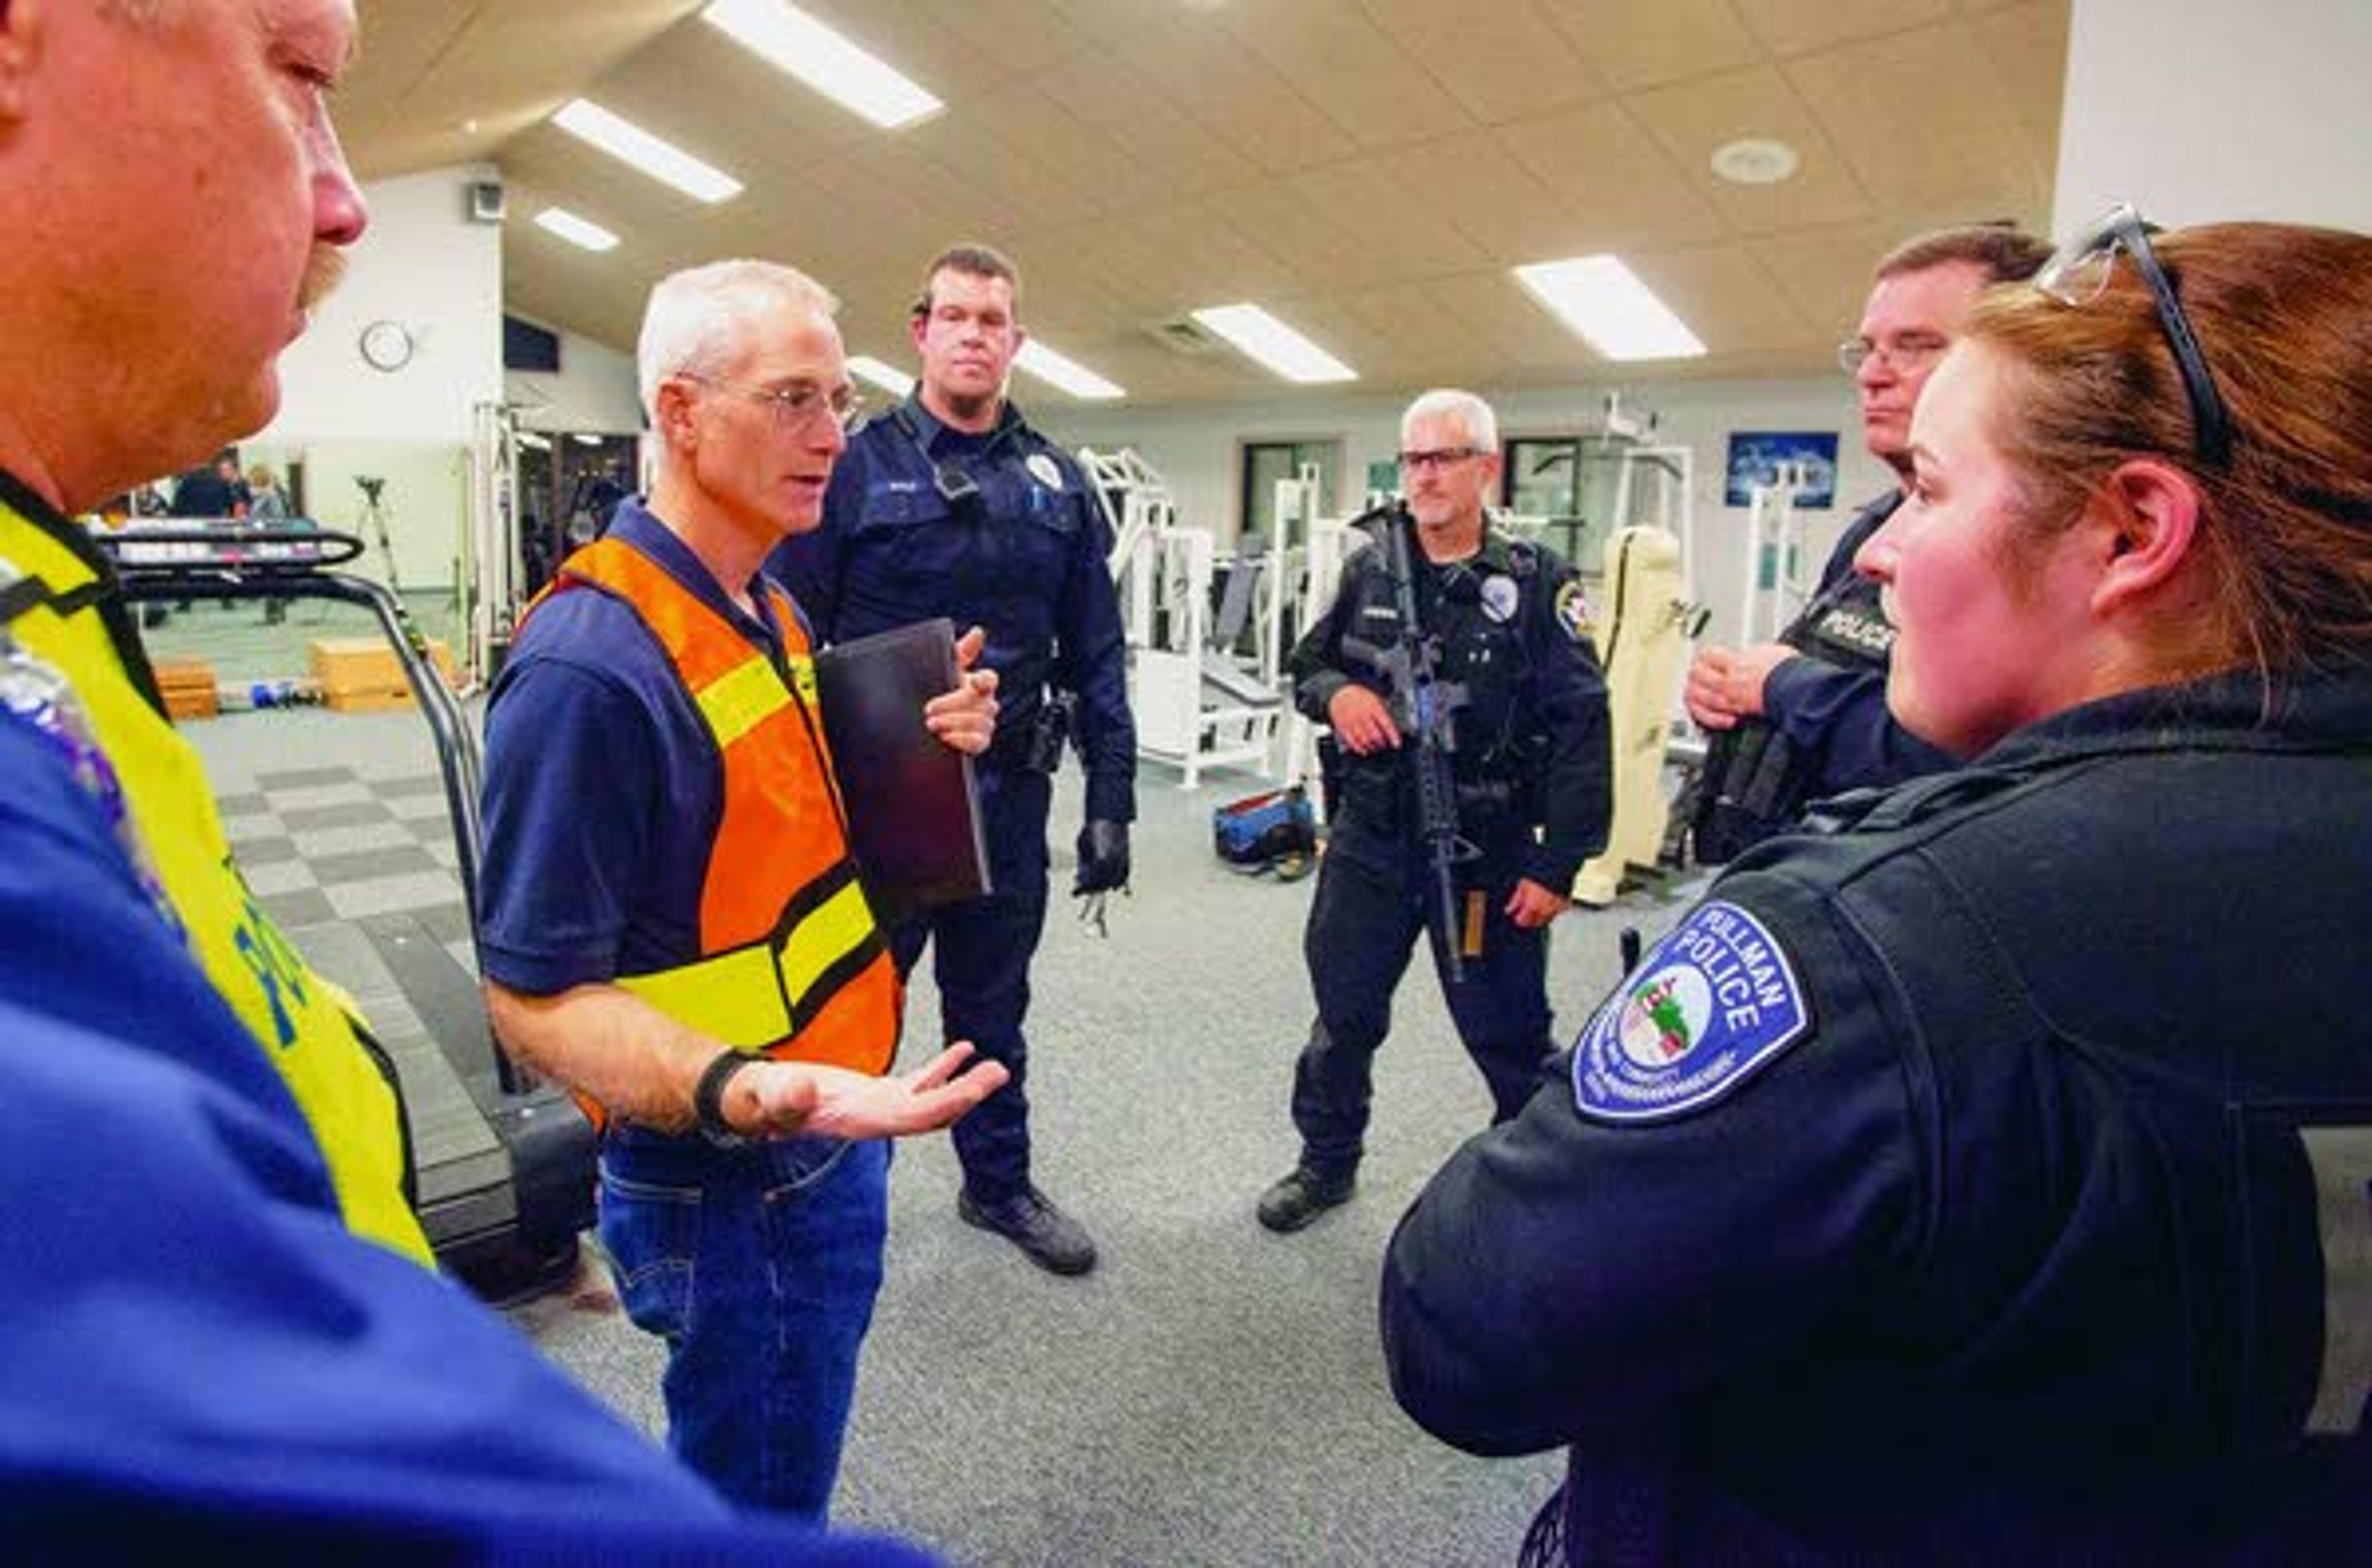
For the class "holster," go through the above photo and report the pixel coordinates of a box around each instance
[1022,694,1070,774]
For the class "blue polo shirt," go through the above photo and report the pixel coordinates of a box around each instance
[478,501,804,996]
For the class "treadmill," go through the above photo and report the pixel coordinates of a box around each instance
[100,522,594,1300]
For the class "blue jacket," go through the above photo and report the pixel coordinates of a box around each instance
[1384,668,2372,1564]
[772,396,1135,825]
[0,709,928,1565]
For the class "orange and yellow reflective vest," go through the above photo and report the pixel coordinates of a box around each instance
[529,537,900,1110]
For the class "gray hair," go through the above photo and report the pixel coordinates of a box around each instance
[1401,388,1499,454]
[636,260,839,422]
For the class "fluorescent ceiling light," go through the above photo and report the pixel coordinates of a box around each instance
[532,206,620,253]
[847,355,915,398]
[1188,303,1356,384]
[1512,256,1706,361]
[571,433,608,447]
[1014,340,1126,401]
[515,430,553,451]
[552,99,742,204]
[702,0,943,130]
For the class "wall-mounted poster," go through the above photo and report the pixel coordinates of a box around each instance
[1725,431,1839,509]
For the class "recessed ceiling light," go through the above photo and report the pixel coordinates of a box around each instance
[1710,136,1799,187]
[533,206,621,253]
[1014,341,1125,401]
[552,99,742,204]
[702,0,943,130]
[1513,257,1707,361]
[1188,304,1356,384]
[847,356,915,398]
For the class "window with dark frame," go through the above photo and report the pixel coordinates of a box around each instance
[1238,439,1340,544]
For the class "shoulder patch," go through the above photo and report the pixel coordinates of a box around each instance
[1553,578,1595,644]
[1025,452,1065,491]
[1571,901,1811,1123]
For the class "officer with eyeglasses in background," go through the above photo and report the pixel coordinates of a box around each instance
[478,259,1009,1521]
[772,242,1133,1278]
[1254,388,1610,1234]
[1683,225,2051,863]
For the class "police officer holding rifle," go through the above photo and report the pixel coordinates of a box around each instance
[1256,388,1610,1233]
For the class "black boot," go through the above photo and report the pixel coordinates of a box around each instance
[1256,1167,1355,1233]
[958,1185,1098,1277]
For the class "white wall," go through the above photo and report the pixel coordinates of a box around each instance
[2057,0,2372,233]
[1039,375,1889,649]
[254,165,505,589]
[508,325,645,437]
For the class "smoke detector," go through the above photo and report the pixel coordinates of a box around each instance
[1710,137,1800,187]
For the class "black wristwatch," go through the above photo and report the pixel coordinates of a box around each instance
[693,1050,757,1147]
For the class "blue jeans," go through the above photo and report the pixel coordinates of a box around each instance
[597,1127,890,1522]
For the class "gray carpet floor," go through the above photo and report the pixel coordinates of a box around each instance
[183,691,1704,1568]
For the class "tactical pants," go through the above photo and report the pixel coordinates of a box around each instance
[888,766,1051,1202]
[1288,818,1557,1181]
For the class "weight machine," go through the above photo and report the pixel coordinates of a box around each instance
[1082,446,1288,789]
[1736,458,1815,645]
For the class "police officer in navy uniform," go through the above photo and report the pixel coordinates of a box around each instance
[1684,226,2051,863]
[772,242,1132,1277]
[1255,388,1610,1234]
[1382,216,2372,1565]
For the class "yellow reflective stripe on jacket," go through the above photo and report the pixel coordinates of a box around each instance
[0,500,432,1265]
[613,869,880,1051]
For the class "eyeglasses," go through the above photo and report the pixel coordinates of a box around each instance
[2035,203,2232,465]
[1398,447,1482,473]
[1836,333,1950,377]
[676,373,865,433]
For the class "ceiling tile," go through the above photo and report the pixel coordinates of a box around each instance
[1030,54,1265,196]
[1786,20,2055,222]
[904,117,1108,229]
[1286,159,1497,283]
[1361,0,1607,124]
[1110,16,1362,173]
[1386,130,1603,264]
[1213,0,1471,151]
[1746,220,1905,335]
[970,82,1170,214]
[1626,64,1875,233]
[1730,0,1957,56]
[1494,102,1730,253]
[909,0,1098,75]
[1625,243,1814,354]
[1969,0,2073,167]
[1537,0,1767,92]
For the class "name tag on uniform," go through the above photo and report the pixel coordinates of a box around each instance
[1572,901,1810,1122]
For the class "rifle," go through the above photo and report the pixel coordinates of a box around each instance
[1340,502,1480,981]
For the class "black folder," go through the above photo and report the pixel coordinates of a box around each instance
[812,617,991,918]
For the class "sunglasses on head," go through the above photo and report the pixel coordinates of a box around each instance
[2035,204,2232,465]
